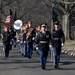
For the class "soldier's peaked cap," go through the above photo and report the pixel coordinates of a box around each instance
[54,21,59,25]
[41,23,47,27]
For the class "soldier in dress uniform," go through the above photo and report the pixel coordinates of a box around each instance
[34,25,41,54]
[10,26,17,47]
[22,24,28,57]
[2,25,12,58]
[35,23,51,70]
[8,26,16,50]
[51,21,65,69]
[26,20,34,59]
[20,25,26,55]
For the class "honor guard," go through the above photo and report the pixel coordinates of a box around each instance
[8,26,16,50]
[22,24,28,57]
[34,25,41,54]
[20,25,26,55]
[2,25,12,58]
[51,21,65,69]
[26,20,34,58]
[35,23,51,70]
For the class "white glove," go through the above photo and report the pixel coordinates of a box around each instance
[32,37,35,40]
[24,41,26,43]
[36,33,38,36]
[36,47,38,50]
[17,39,20,42]
[61,43,64,47]
[49,45,53,48]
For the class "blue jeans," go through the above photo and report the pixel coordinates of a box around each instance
[20,43,24,54]
[27,41,33,57]
[53,47,61,66]
[3,43,10,57]
[23,42,27,56]
[39,50,48,67]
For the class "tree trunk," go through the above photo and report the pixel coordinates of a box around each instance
[62,13,70,40]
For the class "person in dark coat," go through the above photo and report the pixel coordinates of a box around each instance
[35,23,51,70]
[22,24,28,57]
[2,26,12,58]
[51,22,65,69]
[34,25,41,54]
[26,20,35,59]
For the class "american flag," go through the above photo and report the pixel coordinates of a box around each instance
[5,9,14,24]
[5,15,14,24]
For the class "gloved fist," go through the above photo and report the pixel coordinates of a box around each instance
[49,45,53,48]
[32,37,35,40]
[61,43,64,47]
[36,47,38,50]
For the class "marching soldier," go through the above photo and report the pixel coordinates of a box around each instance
[8,26,16,50]
[22,24,28,57]
[26,20,34,59]
[2,25,12,58]
[51,21,65,69]
[35,23,51,70]
[20,25,25,55]
[34,25,41,54]
[10,26,17,47]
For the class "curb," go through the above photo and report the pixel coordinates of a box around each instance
[62,49,75,56]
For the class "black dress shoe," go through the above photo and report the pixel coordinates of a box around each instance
[54,65,59,69]
[28,56,31,59]
[24,55,27,57]
[41,65,45,70]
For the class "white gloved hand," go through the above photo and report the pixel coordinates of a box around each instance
[61,43,64,47]
[32,37,35,40]
[36,33,38,36]
[17,39,20,42]
[49,45,53,48]
[36,47,38,50]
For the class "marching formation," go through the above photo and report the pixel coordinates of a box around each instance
[0,20,65,70]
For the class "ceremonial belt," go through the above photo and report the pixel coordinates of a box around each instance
[40,41,48,43]
[53,38,60,40]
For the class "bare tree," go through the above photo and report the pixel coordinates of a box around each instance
[1,0,75,40]
[43,0,75,39]
[57,0,75,40]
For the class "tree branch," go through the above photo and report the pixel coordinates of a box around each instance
[68,4,75,12]
[57,0,75,4]
[2,0,15,8]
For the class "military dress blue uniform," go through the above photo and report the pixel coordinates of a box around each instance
[22,30,27,57]
[35,25,51,70]
[26,26,34,58]
[51,28,65,69]
[2,29,11,58]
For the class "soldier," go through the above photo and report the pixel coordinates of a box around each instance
[35,23,51,70]
[34,25,41,54]
[2,25,12,58]
[26,20,34,59]
[22,24,28,57]
[20,25,25,55]
[10,26,17,47]
[51,22,65,69]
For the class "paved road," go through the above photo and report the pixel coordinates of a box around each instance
[0,46,75,75]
